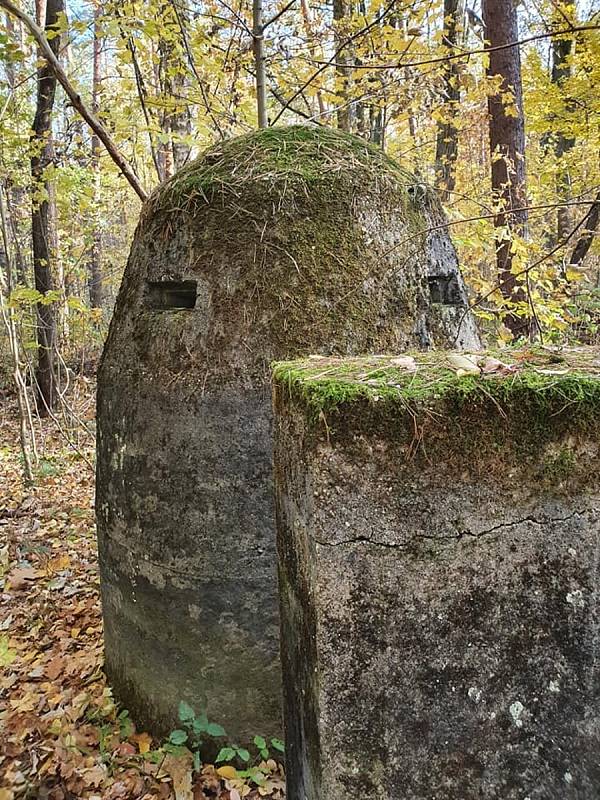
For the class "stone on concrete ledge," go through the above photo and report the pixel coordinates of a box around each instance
[273,348,600,800]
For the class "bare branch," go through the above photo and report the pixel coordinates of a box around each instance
[263,0,296,30]
[315,23,600,71]
[0,0,148,201]
[568,190,600,267]
[270,0,398,125]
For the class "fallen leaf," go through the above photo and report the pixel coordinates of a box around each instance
[164,752,193,800]
[81,765,106,787]
[535,367,570,375]
[132,732,153,754]
[47,554,71,573]
[447,353,480,377]
[116,742,136,757]
[216,766,238,780]
[480,356,518,376]
[0,635,17,667]
[389,355,418,371]
[45,656,64,680]
[7,568,41,590]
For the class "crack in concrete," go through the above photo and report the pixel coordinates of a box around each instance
[311,510,590,549]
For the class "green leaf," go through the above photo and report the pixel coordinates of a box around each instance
[216,747,236,763]
[178,700,195,722]
[253,735,266,749]
[192,713,209,735]
[164,742,188,755]
[0,635,16,667]
[118,710,134,738]
[169,729,188,745]
[236,747,250,762]
[206,722,226,737]
[239,768,266,785]
[260,748,269,759]
[271,738,285,753]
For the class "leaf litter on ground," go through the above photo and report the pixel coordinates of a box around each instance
[0,380,285,800]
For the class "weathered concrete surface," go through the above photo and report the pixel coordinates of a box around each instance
[96,125,480,743]
[274,351,600,799]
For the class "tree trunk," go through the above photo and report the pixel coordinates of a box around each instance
[333,0,352,131]
[550,12,576,242]
[5,12,28,285]
[299,0,326,118]
[30,0,63,415]
[0,185,37,482]
[155,2,193,169]
[434,0,465,199]
[252,0,268,128]
[89,0,103,308]
[482,0,529,338]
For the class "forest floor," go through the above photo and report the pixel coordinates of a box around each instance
[0,379,285,800]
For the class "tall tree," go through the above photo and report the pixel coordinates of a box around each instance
[482,0,529,337]
[157,1,192,173]
[333,0,353,131]
[88,0,103,308]
[549,3,576,242]
[4,12,28,285]
[434,0,466,199]
[30,0,63,414]
[252,0,268,128]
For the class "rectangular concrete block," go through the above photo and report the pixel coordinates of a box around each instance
[273,350,600,800]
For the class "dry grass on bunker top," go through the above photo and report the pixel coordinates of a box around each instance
[146,125,421,216]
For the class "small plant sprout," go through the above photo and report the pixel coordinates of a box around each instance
[168,701,228,769]
[216,744,250,763]
[252,735,285,760]
[169,700,285,780]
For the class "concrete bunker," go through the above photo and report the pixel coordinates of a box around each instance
[96,125,480,743]
[273,349,600,799]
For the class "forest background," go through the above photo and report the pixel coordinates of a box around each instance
[0,0,599,798]
[0,0,599,427]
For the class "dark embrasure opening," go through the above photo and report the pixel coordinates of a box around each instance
[428,274,463,306]
[147,280,197,310]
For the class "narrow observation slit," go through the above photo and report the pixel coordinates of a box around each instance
[428,274,463,306]
[147,280,197,310]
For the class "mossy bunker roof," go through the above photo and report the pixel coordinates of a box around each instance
[149,125,418,214]
[128,124,481,370]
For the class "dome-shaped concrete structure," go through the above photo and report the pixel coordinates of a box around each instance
[96,125,480,743]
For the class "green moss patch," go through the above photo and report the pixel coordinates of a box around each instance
[273,347,600,424]
[273,347,600,487]
[131,125,455,371]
